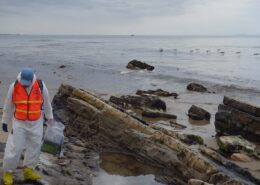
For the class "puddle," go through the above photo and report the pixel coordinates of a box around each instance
[93,152,164,185]
[93,169,164,185]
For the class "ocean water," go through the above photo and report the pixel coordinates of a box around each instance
[0,35,260,103]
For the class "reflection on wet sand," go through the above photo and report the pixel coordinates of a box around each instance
[93,152,164,185]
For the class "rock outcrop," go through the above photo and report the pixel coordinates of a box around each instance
[126,59,154,71]
[136,89,178,99]
[223,96,260,117]
[231,153,252,162]
[109,95,166,111]
[188,179,213,185]
[218,136,256,154]
[215,96,260,142]
[187,83,208,93]
[142,111,177,119]
[199,146,259,184]
[150,124,203,145]
[51,84,259,185]
[188,105,211,121]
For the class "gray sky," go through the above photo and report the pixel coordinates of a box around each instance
[0,0,259,35]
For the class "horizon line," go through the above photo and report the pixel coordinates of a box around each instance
[1,33,260,37]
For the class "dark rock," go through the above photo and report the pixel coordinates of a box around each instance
[67,97,98,120]
[142,111,177,119]
[136,89,178,98]
[59,65,66,68]
[181,134,204,145]
[188,105,211,121]
[169,121,187,129]
[187,83,208,92]
[52,84,75,109]
[126,59,154,71]
[109,95,166,111]
[223,96,260,117]
[150,99,166,111]
[215,97,260,142]
[209,172,230,184]
[109,95,148,109]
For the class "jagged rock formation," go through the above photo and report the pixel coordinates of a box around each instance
[136,89,178,99]
[126,59,154,71]
[215,96,260,142]
[51,84,259,185]
[109,95,167,111]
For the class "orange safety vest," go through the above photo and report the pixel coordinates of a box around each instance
[12,80,44,121]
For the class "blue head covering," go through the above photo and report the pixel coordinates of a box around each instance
[20,68,34,86]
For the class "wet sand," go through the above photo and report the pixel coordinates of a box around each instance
[92,152,165,185]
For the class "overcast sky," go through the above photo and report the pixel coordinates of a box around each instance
[0,0,259,35]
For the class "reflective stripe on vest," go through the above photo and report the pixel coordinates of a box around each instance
[13,100,43,104]
[12,80,43,121]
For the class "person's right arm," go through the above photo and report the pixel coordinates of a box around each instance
[1,83,15,132]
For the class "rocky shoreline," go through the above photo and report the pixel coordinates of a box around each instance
[47,84,259,185]
[215,96,260,142]
[0,78,259,184]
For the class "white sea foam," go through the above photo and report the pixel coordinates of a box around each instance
[120,70,132,74]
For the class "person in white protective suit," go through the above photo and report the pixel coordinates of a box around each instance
[1,68,53,185]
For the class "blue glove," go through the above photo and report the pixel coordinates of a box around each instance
[2,123,8,132]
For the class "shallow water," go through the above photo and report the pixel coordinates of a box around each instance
[93,169,163,185]
[0,35,260,96]
[93,153,164,185]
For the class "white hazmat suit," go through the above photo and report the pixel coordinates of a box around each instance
[1,73,53,172]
